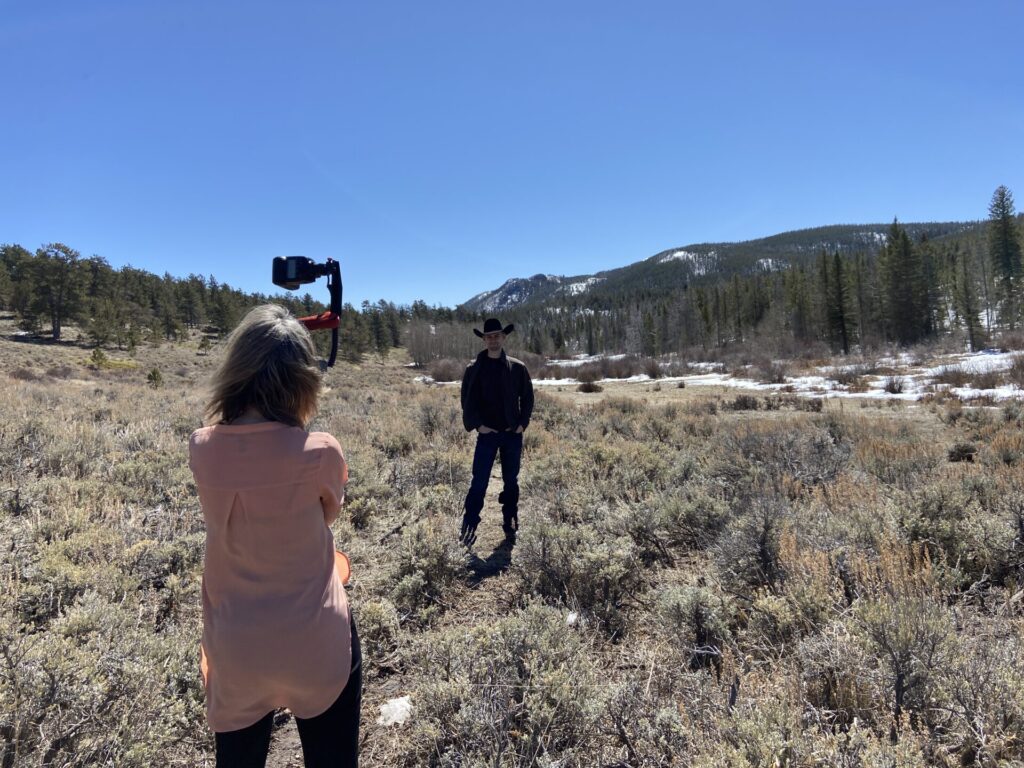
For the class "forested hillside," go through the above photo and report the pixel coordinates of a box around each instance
[0,245,416,362]
[3,187,1022,362]
[459,188,1023,358]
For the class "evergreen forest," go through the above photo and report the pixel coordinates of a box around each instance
[2,186,1021,362]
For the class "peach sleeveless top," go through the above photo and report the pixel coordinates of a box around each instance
[189,422,351,732]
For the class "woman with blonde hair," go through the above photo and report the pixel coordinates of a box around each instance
[189,304,360,767]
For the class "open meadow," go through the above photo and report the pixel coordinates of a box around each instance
[3,318,1024,767]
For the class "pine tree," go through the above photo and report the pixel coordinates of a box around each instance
[917,235,942,337]
[585,317,597,356]
[33,243,84,341]
[953,246,986,352]
[340,304,370,362]
[694,287,711,350]
[527,325,545,355]
[817,250,831,341]
[730,275,743,342]
[878,220,927,345]
[851,252,875,348]
[641,310,656,356]
[785,266,813,341]
[829,252,852,354]
[987,185,1023,330]
[0,266,11,310]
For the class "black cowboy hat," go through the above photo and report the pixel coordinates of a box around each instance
[473,318,515,338]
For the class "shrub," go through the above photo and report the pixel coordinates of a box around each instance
[883,375,905,394]
[940,399,964,425]
[9,367,39,381]
[936,622,1024,763]
[832,364,870,386]
[848,543,956,720]
[0,591,207,766]
[798,396,823,412]
[608,502,673,567]
[584,440,671,501]
[758,360,789,384]
[515,350,547,374]
[972,369,1004,390]
[717,422,851,490]
[798,622,877,729]
[605,355,643,379]
[45,365,74,379]
[990,430,1024,466]
[853,594,954,737]
[1006,353,1024,388]
[658,586,733,673]
[146,368,163,388]
[1003,399,1024,424]
[577,380,603,393]
[658,489,730,550]
[947,442,977,462]
[595,395,645,416]
[401,602,603,766]
[643,357,662,379]
[343,477,395,530]
[514,521,643,637]
[845,375,871,393]
[714,496,789,591]
[897,479,1015,584]
[933,365,970,387]
[729,393,760,411]
[856,436,942,489]
[389,521,464,625]
[427,357,465,383]
[355,599,401,671]
[416,398,461,442]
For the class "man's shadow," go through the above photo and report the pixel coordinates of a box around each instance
[466,533,516,586]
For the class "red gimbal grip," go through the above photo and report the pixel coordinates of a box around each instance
[298,311,340,331]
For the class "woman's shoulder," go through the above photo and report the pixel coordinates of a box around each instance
[189,425,215,447]
[306,431,343,454]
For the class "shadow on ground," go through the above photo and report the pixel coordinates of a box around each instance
[465,534,515,585]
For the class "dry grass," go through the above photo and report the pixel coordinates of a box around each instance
[3,318,1024,767]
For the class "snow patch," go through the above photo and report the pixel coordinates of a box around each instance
[857,231,888,246]
[547,353,628,368]
[378,696,413,726]
[660,249,697,264]
[659,249,713,276]
[413,349,1024,402]
[566,276,604,295]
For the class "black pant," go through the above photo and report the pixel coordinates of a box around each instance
[463,430,522,519]
[215,622,362,768]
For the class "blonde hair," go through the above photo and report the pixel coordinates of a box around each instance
[204,304,322,428]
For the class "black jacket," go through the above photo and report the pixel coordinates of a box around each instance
[460,349,534,432]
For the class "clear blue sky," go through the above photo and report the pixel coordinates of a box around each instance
[2,1,1022,308]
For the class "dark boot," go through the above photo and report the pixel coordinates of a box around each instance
[501,508,518,536]
[498,491,518,535]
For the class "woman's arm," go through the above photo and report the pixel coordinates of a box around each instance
[317,434,348,526]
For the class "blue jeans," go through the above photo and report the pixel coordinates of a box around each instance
[464,431,522,519]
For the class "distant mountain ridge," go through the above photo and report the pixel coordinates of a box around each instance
[461,220,978,313]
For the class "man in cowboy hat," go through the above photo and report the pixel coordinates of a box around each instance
[459,318,534,545]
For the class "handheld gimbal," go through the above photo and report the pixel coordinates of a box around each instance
[272,256,343,368]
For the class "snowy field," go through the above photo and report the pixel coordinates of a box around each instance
[417,349,1024,402]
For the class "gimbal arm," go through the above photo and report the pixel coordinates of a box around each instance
[295,259,343,368]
